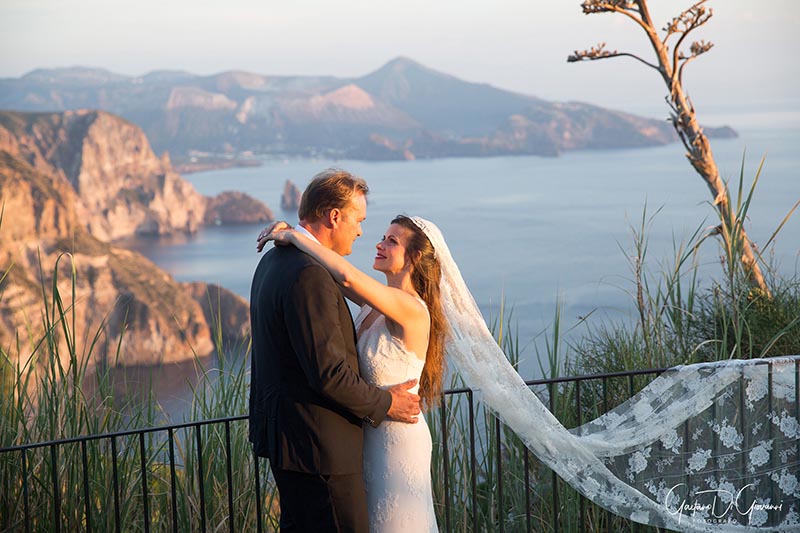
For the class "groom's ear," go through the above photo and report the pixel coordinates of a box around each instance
[326,207,341,228]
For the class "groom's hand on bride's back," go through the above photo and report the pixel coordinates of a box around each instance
[386,379,422,424]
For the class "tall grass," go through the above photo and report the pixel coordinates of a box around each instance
[0,251,280,532]
[572,161,799,381]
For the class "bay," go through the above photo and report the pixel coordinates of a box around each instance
[124,117,799,415]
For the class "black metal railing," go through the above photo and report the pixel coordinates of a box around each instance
[2,359,798,532]
[429,366,677,532]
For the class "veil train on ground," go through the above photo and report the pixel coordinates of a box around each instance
[409,216,800,532]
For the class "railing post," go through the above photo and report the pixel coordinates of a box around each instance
[710,385,719,517]
[110,436,121,533]
[225,419,235,533]
[627,375,638,533]
[602,376,611,532]
[168,428,178,533]
[768,363,778,524]
[254,453,263,533]
[738,367,748,518]
[576,380,586,530]
[468,390,477,530]
[496,417,504,533]
[682,414,690,507]
[139,433,150,533]
[549,382,559,533]
[439,394,451,533]
[524,446,531,532]
[81,440,91,533]
[21,448,30,533]
[50,444,61,533]
[195,424,207,532]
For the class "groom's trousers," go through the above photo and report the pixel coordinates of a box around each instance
[271,467,369,533]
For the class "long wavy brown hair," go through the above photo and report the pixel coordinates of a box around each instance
[392,215,448,409]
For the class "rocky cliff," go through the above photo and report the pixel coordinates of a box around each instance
[0,111,256,368]
[280,180,302,212]
[0,110,272,240]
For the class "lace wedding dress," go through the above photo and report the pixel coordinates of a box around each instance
[355,301,439,533]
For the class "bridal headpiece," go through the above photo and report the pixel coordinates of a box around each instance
[408,216,437,259]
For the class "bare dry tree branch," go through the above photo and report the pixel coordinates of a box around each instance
[634,0,655,30]
[663,15,681,40]
[678,41,714,86]
[665,97,695,154]
[664,1,711,43]
[581,1,652,34]
[567,42,660,70]
[567,42,617,60]
[673,5,712,52]
[685,93,696,116]
[569,0,772,295]
[671,5,713,84]
[581,0,637,15]
[690,40,714,56]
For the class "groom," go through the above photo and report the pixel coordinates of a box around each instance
[249,168,421,532]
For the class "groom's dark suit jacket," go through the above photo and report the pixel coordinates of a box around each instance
[249,244,392,474]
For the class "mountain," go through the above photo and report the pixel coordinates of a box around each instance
[355,57,541,137]
[22,66,130,86]
[0,110,266,368]
[0,58,736,162]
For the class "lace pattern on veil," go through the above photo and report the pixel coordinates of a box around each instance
[408,216,800,531]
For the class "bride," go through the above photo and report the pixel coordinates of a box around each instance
[261,216,800,532]
[261,214,444,532]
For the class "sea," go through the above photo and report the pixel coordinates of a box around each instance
[121,107,799,419]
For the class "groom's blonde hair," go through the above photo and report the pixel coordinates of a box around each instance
[298,168,369,222]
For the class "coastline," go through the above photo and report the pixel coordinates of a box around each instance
[172,156,262,175]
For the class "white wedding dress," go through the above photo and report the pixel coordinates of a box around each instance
[355,301,439,533]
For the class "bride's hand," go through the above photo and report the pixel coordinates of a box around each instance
[256,221,293,252]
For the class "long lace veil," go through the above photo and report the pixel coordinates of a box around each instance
[409,216,800,531]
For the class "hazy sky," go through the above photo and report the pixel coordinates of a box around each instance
[2,1,798,117]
